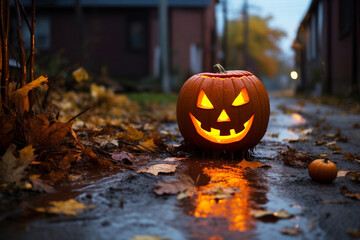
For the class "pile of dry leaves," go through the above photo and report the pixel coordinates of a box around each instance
[0,70,179,190]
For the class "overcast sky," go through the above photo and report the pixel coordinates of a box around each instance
[216,0,312,58]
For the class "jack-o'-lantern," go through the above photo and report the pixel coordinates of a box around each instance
[176,64,270,151]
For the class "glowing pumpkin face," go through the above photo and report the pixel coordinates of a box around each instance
[176,64,270,151]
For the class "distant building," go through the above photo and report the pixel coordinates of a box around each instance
[17,0,218,89]
[292,0,360,96]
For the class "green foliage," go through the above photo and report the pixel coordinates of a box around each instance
[227,15,286,78]
[128,93,178,107]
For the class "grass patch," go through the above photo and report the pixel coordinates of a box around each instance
[128,93,178,106]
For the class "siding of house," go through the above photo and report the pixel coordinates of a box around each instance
[17,0,217,86]
[293,0,360,96]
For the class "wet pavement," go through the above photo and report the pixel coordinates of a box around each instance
[1,93,360,240]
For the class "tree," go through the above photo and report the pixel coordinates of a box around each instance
[227,15,286,78]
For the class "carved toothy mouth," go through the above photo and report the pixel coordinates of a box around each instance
[189,113,254,144]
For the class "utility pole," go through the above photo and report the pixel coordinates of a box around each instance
[222,0,228,68]
[242,0,249,69]
[159,0,170,94]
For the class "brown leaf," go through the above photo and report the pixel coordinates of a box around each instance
[347,171,360,182]
[237,159,270,169]
[154,174,194,195]
[344,193,360,201]
[347,227,360,238]
[137,164,179,176]
[110,151,136,165]
[250,209,293,221]
[26,114,73,146]
[0,145,36,183]
[280,227,302,236]
[281,146,313,168]
[202,185,239,200]
[29,177,56,193]
[283,138,309,143]
[10,76,48,114]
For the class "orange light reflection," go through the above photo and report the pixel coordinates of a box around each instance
[190,165,255,232]
[291,113,306,124]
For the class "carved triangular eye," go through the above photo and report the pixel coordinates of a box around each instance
[197,89,214,109]
[232,88,249,106]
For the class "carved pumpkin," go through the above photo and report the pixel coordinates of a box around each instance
[308,159,338,182]
[176,64,270,151]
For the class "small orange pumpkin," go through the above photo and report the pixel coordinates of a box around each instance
[176,64,270,151]
[308,159,338,182]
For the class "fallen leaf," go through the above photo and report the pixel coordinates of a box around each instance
[251,209,293,221]
[137,164,179,176]
[129,235,171,240]
[118,125,144,142]
[202,185,239,200]
[280,227,302,236]
[0,145,36,183]
[26,114,73,146]
[35,199,94,216]
[163,157,187,162]
[337,170,350,177]
[154,174,194,195]
[347,227,360,238]
[137,139,157,152]
[301,128,313,136]
[322,200,349,204]
[110,151,136,165]
[347,171,360,182]
[10,76,48,114]
[280,146,313,168]
[344,153,360,161]
[315,139,327,146]
[283,138,309,142]
[29,177,56,193]
[267,132,279,138]
[237,159,270,169]
[344,193,360,201]
[72,67,89,82]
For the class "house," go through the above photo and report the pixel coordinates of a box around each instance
[17,0,218,89]
[292,0,360,96]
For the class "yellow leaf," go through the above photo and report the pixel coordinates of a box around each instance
[35,199,95,216]
[10,76,48,114]
[19,145,35,164]
[138,139,157,152]
[118,125,144,142]
[72,67,89,82]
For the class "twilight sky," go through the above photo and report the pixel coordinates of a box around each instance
[216,0,312,58]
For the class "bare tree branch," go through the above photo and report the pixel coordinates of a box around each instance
[0,0,10,104]
[30,0,35,82]
[15,0,26,87]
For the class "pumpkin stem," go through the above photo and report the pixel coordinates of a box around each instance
[323,159,329,163]
[213,64,226,74]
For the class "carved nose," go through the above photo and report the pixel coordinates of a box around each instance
[217,109,231,122]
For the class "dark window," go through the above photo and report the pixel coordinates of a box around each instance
[128,20,146,51]
[339,0,352,38]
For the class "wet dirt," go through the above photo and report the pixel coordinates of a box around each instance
[1,94,360,240]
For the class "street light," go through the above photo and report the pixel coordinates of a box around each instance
[290,71,298,80]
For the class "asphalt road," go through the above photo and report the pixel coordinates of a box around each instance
[1,93,360,240]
